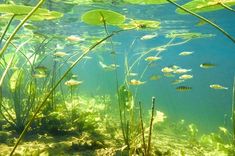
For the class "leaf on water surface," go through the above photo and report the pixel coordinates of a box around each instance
[123,0,177,5]
[81,9,125,25]
[176,0,235,14]
[118,19,160,30]
[0,4,63,21]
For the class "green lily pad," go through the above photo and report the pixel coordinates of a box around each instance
[176,0,235,14]
[81,9,125,25]
[166,32,215,39]
[0,4,63,21]
[123,0,177,4]
[118,19,160,30]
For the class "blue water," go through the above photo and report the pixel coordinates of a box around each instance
[1,0,235,134]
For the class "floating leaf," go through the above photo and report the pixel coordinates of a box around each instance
[119,19,160,30]
[176,0,235,14]
[0,4,63,21]
[124,0,177,4]
[81,9,125,25]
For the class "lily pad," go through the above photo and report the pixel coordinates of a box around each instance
[176,0,235,14]
[123,0,177,4]
[81,9,125,25]
[0,4,63,21]
[166,32,215,39]
[118,19,160,30]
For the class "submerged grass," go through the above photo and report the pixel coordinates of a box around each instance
[10,30,123,155]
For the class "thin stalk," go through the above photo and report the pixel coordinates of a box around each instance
[232,76,235,144]
[166,0,235,43]
[10,30,123,156]
[219,2,235,13]
[139,101,146,155]
[100,12,129,147]
[0,14,15,46]
[147,97,155,156]
[0,0,46,58]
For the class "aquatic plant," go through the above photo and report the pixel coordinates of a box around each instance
[232,76,235,144]
[166,0,235,43]
[10,29,123,155]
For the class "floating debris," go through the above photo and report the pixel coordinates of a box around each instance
[140,33,158,40]
[145,56,161,62]
[54,51,68,57]
[179,74,193,80]
[176,86,192,91]
[179,51,193,56]
[65,79,83,86]
[129,79,145,85]
[200,63,216,69]
[150,74,161,80]
[209,84,228,90]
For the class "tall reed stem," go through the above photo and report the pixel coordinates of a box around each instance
[232,76,235,144]
[139,101,146,155]
[147,97,155,156]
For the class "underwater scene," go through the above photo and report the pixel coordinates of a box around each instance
[0,0,235,155]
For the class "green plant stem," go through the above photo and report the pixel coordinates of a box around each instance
[9,30,123,156]
[0,14,15,46]
[0,0,46,58]
[166,0,235,43]
[147,97,155,156]
[139,101,146,155]
[219,2,235,13]
[232,76,235,144]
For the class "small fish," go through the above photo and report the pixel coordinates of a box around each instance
[155,46,166,52]
[54,52,68,57]
[161,67,174,73]
[129,79,146,85]
[145,56,161,62]
[176,86,192,91]
[128,72,138,77]
[179,74,193,80]
[67,35,84,42]
[173,68,192,74]
[150,75,161,80]
[65,79,83,86]
[210,84,228,90]
[200,63,216,69]
[171,79,185,85]
[140,33,158,40]
[179,51,193,56]
[99,61,119,71]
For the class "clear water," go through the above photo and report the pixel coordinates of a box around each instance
[0,0,235,155]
